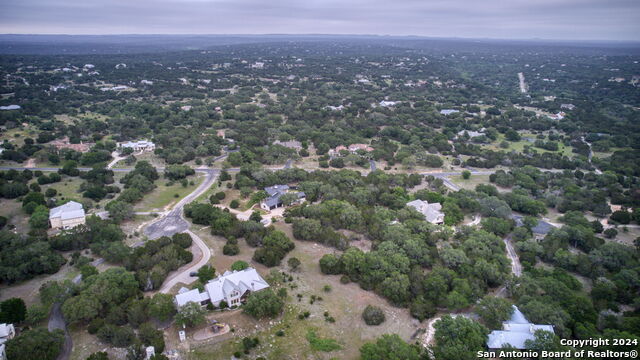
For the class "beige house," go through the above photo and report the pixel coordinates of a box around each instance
[49,201,86,230]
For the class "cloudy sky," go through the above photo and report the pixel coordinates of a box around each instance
[1,0,638,41]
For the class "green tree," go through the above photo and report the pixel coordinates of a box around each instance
[175,302,206,328]
[105,201,134,223]
[243,289,284,319]
[6,328,64,360]
[461,170,471,180]
[148,293,176,322]
[0,298,27,323]
[362,305,386,326]
[287,257,301,271]
[433,315,488,360]
[196,265,216,283]
[476,296,513,329]
[231,260,249,271]
[359,334,423,360]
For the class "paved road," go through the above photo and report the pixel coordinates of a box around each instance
[48,303,72,360]
[158,229,211,293]
[144,169,218,240]
[48,270,85,360]
[142,170,217,293]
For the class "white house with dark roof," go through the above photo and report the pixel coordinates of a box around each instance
[174,268,269,308]
[407,199,444,224]
[49,201,86,230]
[0,323,15,360]
[487,305,554,349]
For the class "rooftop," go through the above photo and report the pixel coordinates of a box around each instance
[49,201,85,221]
[487,306,554,349]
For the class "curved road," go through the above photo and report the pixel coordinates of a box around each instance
[143,170,218,293]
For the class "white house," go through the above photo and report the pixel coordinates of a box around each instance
[0,323,15,360]
[118,140,155,152]
[174,268,269,308]
[457,129,485,138]
[0,105,20,111]
[379,100,400,108]
[440,109,459,115]
[487,306,554,350]
[407,199,445,224]
[49,201,86,230]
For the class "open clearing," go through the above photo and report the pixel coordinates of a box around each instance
[134,175,204,212]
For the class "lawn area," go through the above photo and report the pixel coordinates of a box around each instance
[133,174,204,212]
[41,176,85,205]
[481,132,574,158]
[449,174,491,190]
[193,179,219,204]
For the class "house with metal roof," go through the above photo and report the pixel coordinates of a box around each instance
[407,199,445,224]
[260,185,305,211]
[174,268,269,308]
[49,201,86,230]
[487,305,554,349]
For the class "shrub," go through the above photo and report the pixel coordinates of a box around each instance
[362,305,385,326]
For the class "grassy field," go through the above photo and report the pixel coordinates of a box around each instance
[41,177,85,204]
[483,133,574,158]
[449,174,491,190]
[133,175,204,212]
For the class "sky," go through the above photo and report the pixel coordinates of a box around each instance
[0,0,639,41]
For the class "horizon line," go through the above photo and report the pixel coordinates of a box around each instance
[1,33,639,44]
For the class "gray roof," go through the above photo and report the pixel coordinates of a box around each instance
[510,214,524,227]
[265,185,289,196]
[49,201,85,221]
[532,220,553,235]
[487,306,554,349]
[407,199,444,223]
[440,109,459,115]
[263,186,305,208]
[204,268,269,304]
